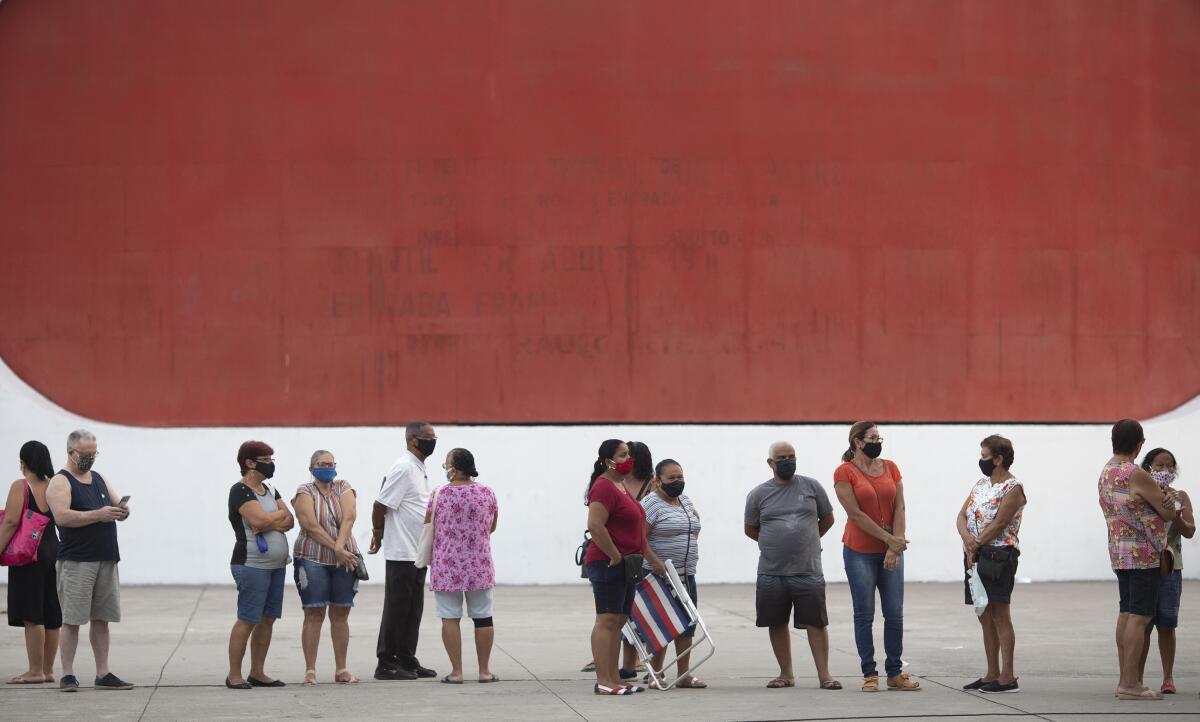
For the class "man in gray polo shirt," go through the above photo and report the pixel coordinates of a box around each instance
[744,441,839,690]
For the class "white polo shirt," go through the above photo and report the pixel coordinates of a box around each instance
[377,451,430,562]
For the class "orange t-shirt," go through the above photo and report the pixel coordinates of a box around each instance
[834,460,902,554]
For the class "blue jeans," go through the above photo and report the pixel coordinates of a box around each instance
[231,565,285,624]
[294,558,358,608]
[843,546,904,677]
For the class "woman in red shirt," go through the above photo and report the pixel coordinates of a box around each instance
[833,422,920,692]
[584,439,648,695]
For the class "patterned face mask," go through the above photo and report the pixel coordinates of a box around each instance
[75,452,97,472]
[1151,469,1177,490]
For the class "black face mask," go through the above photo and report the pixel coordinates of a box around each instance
[415,437,437,458]
[254,461,276,479]
[979,458,996,477]
[862,442,883,459]
[75,453,97,473]
[661,480,685,498]
[775,459,797,480]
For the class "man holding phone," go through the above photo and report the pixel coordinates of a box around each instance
[46,429,134,692]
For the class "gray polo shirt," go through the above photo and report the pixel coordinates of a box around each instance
[744,475,833,576]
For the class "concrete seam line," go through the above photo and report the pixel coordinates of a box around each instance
[924,675,1053,721]
[492,641,586,720]
[137,586,207,722]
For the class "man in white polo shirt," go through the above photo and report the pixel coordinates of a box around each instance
[369,421,438,680]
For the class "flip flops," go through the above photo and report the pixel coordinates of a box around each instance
[766,677,795,688]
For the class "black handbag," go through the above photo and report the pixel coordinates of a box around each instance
[622,554,646,585]
[576,531,592,579]
[353,552,369,581]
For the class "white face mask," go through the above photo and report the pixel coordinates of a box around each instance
[445,467,454,482]
[1151,469,1177,489]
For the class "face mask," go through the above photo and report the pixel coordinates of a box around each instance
[75,452,96,472]
[662,480,685,498]
[445,467,455,482]
[312,467,337,483]
[862,441,883,459]
[774,459,797,481]
[254,461,276,479]
[1152,469,1177,489]
[614,457,635,476]
[415,438,437,458]
[979,458,996,477]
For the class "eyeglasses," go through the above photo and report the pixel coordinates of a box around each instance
[312,461,335,468]
[254,457,275,463]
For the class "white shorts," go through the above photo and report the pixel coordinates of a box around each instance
[434,589,493,619]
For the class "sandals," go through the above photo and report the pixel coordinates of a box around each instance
[479,675,500,683]
[887,672,921,691]
[766,677,795,688]
[334,669,360,685]
[820,679,843,690]
[303,670,318,687]
[1116,688,1163,700]
[441,675,464,685]
[7,675,48,685]
[862,675,880,692]
[676,675,707,689]
[1161,682,1177,694]
[594,683,634,695]
[581,661,597,673]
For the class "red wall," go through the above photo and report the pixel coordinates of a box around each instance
[1,1,1198,426]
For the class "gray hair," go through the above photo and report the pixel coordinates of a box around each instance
[405,421,430,439]
[768,440,794,458]
[309,449,334,467]
[67,429,96,452]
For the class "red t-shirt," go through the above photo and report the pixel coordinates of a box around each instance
[583,478,647,564]
[834,460,902,554]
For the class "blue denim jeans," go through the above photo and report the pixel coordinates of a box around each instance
[843,546,904,677]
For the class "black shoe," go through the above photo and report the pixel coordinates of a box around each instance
[95,673,135,690]
[60,675,79,692]
[225,677,252,690]
[374,666,418,681]
[980,680,1019,694]
[410,665,437,679]
[963,678,991,690]
[618,668,637,680]
[246,676,285,688]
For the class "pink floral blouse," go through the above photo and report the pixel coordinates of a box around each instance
[966,476,1024,547]
[1098,460,1167,570]
[426,483,498,592]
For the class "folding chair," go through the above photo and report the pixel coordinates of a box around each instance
[621,562,716,690]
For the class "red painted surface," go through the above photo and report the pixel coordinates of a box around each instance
[1,1,1198,426]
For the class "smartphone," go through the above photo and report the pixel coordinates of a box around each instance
[119,495,131,505]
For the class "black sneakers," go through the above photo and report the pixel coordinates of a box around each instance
[60,675,79,692]
[95,673,135,690]
[980,679,1019,693]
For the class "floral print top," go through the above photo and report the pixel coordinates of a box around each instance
[426,483,498,592]
[966,476,1024,547]
[1098,461,1167,570]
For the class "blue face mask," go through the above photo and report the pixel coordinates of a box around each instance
[312,467,337,483]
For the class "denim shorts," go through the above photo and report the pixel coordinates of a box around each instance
[294,558,358,609]
[1151,570,1182,628]
[586,560,635,615]
[231,565,285,624]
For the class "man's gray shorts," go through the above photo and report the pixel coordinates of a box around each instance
[57,560,121,625]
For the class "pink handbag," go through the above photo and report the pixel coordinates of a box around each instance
[0,484,51,566]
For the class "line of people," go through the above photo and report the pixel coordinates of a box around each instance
[2,419,1192,701]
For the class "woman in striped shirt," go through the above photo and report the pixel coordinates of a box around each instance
[292,450,361,686]
[642,459,705,689]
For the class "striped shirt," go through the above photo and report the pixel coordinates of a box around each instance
[642,493,701,576]
[292,480,359,565]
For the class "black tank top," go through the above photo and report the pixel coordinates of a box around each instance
[56,470,120,562]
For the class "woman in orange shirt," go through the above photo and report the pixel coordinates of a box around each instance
[833,421,920,693]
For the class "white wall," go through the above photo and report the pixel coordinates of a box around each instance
[2,358,1198,585]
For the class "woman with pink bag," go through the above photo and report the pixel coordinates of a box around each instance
[0,441,61,684]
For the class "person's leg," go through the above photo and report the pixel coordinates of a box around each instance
[20,623,45,680]
[620,640,639,676]
[249,616,277,681]
[768,625,794,683]
[978,607,1000,682]
[877,551,905,679]
[1137,623,1153,687]
[843,547,880,678]
[1114,612,1129,688]
[989,603,1016,684]
[1118,614,1153,693]
[591,613,623,689]
[376,561,408,669]
[43,628,59,680]
[674,636,693,680]
[329,606,352,675]
[441,618,463,681]
[301,607,327,677]
[401,565,427,670]
[89,621,111,678]
[474,620,494,681]
[60,624,80,678]
[805,626,833,684]
[227,620,256,683]
[1158,627,1176,686]
[1155,570,1181,689]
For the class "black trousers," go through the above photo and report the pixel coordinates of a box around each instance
[376,560,427,669]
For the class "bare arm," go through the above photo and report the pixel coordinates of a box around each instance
[1130,469,1177,522]
[1175,491,1196,539]
[891,480,907,542]
[368,501,388,554]
[490,507,498,534]
[271,496,294,532]
[586,501,622,565]
[0,480,24,551]
[47,474,121,528]
[239,500,290,534]
[975,486,1025,546]
[336,489,357,547]
[293,494,339,551]
[744,524,759,541]
[835,482,904,551]
[818,510,835,537]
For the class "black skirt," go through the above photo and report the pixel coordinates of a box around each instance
[7,524,62,629]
